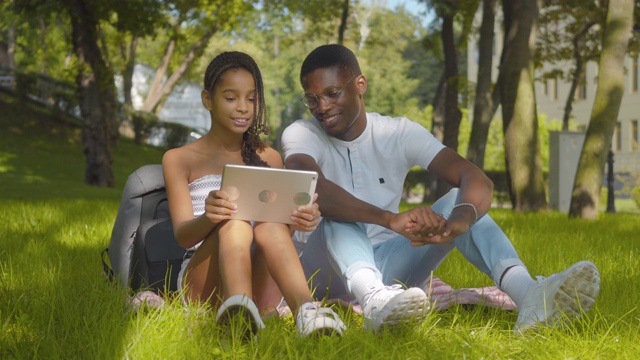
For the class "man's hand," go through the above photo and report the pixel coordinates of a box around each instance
[390,205,474,246]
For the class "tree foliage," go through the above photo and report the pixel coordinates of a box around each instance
[537,0,605,130]
[7,0,628,210]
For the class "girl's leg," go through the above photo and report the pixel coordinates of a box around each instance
[253,222,312,317]
[252,244,284,315]
[254,223,346,336]
[217,220,255,298]
[182,219,253,306]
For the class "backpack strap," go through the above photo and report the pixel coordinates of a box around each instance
[101,248,115,282]
[138,189,169,224]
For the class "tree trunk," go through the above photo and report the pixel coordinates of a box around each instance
[435,11,462,199]
[467,0,498,169]
[353,1,372,50]
[338,0,349,45]
[122,36,138,108]
[441,13,461,152]
[69,0,117,187]
[562,22,595,131]
[569,0,633,219]
[7,24,16,69]
[142,36,176,112]
[431,74,446,142]
[142,28,217,114]
[499,0,547,211]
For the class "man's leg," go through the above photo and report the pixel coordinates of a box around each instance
[300,219,428,331]
[374,188,519,290]
[442,189,599,332]
[298,220,353,301]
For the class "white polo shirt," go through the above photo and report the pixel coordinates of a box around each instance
[282,112,445,245]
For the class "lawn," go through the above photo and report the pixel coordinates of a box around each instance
[1,92,639,359]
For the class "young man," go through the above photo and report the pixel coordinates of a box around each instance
[281,44,600,333]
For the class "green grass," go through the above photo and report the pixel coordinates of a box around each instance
[1,92,639,359]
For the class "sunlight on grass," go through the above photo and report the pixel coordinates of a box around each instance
[0,152,16,173]
[2,92,640,358]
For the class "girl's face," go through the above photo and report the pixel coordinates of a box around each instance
[203,68,256,135]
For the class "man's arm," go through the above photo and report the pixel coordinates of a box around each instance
[285,153,395,228]
[428,147,493,217]
[404,147,493,246]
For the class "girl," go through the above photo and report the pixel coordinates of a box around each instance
[162,51,345,337]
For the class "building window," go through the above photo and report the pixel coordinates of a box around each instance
[632,120,639,151]
[552,78,558,101]
[544,79,549,96]
[615,122,622,151]
[632,57,639,92]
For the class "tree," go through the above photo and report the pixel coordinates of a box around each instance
[569,0,634,219]
[338,0,350,45]
[0,1,16,70]
[422,0,477,198]
[466,0,500,169]
[68,1,118,186]
[537,0,603,130]
[498,0,547,211]
[138,0,254,114]
[15,0,163,187]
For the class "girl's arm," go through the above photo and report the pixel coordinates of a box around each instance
[162,149,233,249]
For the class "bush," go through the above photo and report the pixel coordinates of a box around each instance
[129,109,159,145]
[632,187,640,209]
[163,122,192,149]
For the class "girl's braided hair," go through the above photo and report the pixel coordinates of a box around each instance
[204,51,270,167]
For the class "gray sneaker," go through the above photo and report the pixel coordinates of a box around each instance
[514,260,600,333]
[216,295,266,337]
[362,284,429,332]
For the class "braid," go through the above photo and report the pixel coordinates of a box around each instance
[203,51,270,167]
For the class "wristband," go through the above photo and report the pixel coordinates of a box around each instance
[452,202,478,225]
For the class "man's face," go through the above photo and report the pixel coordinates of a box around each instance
[301,67,366,141]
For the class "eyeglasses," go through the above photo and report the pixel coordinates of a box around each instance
[301,75,358,109]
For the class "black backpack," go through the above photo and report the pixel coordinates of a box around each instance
[102,164,186,293]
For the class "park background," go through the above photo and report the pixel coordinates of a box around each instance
[1,0,640,358]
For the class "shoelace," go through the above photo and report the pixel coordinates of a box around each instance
[362,284,404,310]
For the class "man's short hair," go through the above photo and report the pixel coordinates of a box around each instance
[300,44,362,84]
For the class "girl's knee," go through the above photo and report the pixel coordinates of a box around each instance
[254,222,290,247]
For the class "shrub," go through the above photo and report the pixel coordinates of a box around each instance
[632,187,640,209]
[129,109,159,145]
[163,122,192,149]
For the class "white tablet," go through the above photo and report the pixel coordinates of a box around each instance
[220,164,318,224]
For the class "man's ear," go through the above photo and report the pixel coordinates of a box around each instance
[201,90,212,111]
[356,75,367,95]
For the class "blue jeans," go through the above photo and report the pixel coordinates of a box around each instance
[299,189,525,300]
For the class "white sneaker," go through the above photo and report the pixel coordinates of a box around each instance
[216,295,266,336]
[514,261,600,333]
[296,303,347,337]
[362,284,429,332]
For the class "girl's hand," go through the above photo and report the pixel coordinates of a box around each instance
[289,193,321,232]
[204,189,237,224]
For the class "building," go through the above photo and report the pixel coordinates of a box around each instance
[467,13,640,179]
